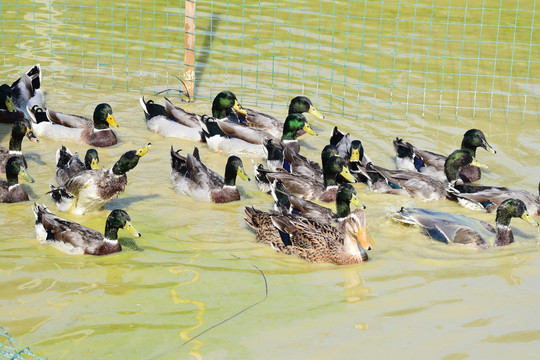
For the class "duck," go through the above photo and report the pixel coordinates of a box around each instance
[367,149,487,201]
[10,64,44,119]
[32,204,141,255]
[203,113,317,158]
[0,117,39,173]
[0,157,35,203]
[393,198,539,249]
[170,146,250,203]
[272,180,365,225]
[0,84,24,123]
[235,96,325,138]
[55,145,100,186]
[392,129,495,182]
[329,127,372,182]
[260,155,356,202]
[139,97,202,141]
[281,144,339,178]
[450,181,540,216]
[49,143,151,215]
[244,206,371,265]
[28,103,120,147]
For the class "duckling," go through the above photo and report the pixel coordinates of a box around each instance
[12,64,44,115]
[244,207,370,265]
[33,204,141,255]
[368,149,487,201]
[139,97,202,141]
[261,155,356,202]
[0,157,35,203]
[170,146,250,203]
[55,146,100,186]
[49,143,151,215]
[393,129,495,182]
[0,118,38,173]
[0,84,24,123]
[236,96,325,138]
[393,198,539,249]
[28,103,119,147]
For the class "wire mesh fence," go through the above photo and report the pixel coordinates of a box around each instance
[0,0,538,123]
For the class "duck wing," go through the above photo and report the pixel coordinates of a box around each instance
[239,107,283,138]
[186,152,223,190]
[263,169,322,200]
[217,120,275,145]
[283,146,322,178]
[46,108,93,129]
[164,97,202,128]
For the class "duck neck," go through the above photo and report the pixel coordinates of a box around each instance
[223,163,237,186]
[460,140,477,157]
[6,171,19,187]
[336,200,351,218]
[9,131,23,152]
[323,171,337,188]
[104,222,120,240]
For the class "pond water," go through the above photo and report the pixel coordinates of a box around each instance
[1,1,540,359]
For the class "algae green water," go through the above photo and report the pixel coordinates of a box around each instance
[1,1,540,359]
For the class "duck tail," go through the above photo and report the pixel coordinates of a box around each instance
[25,64,41,90]
[56,145,73,169]
[140,97,167,120]
[170,146,188,175]
[329,126,346,146]
[26,104,49,124]
[244,206,260,230]
[32,203,49,223]
[392,137,414,159]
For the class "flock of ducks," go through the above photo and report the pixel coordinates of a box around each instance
[1,64,539,264]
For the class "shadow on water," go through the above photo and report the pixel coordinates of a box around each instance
[194,14,222,97]
[103,194,160,210]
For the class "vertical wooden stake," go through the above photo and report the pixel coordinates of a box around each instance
[183,0,196,101]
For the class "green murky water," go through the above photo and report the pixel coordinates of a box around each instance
[1,1,540,359]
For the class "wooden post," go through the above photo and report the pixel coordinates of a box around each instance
[183,0,196,100]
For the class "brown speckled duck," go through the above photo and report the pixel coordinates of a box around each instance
[0,157,35,203]
[170,146,250,203]
[33,204,141,255]
[28,103,119,147]
[0,117,38,173]
[244,207,371,265]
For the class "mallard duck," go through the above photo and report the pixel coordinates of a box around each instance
[244,207,370,264]
[49,143,151,215]
[28,103,120,147]
[272,181,365,224]
[139,97,202,141]
[281,144,339,178]
[55,145,100,186]
[368,149,487,201]
[32,204,141,255]
[450,181,540,216]
[329,127,373,182]
[9,64,44,119]
[0,157,35,203]
[236,96,324,138]
[0,84,24,123]
[0,118,38,173]
[393,129,495,182]
[170,146,250,203]
[261,155,356,202]
[393,199,539,249]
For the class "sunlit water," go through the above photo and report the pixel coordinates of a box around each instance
[1,1,540,359]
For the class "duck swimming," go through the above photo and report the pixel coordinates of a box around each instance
[28,103,120,147]
[170,146,250,203]
[0,157,35,203]
[393,198,539,249]
[33,204,141,255]
[0,118,38,173]
[55,145,100,186]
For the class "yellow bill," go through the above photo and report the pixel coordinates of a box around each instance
[237,166,251,181]
[308,106,324,119]
[303,122,318,136]
[470,158,488,169]
[484,141,496,154]
[25,127,39,142]
[90,158,100,170]
[5,96,16,112]
[350,193,366,209]
[106,113,120,128]
[522,212,539,227]
[233,100,247,116]
[340,166,356,183]
[136,143,152,157]
[124,221,141,237]
[19,166,35,183]
[350,148,361,162]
